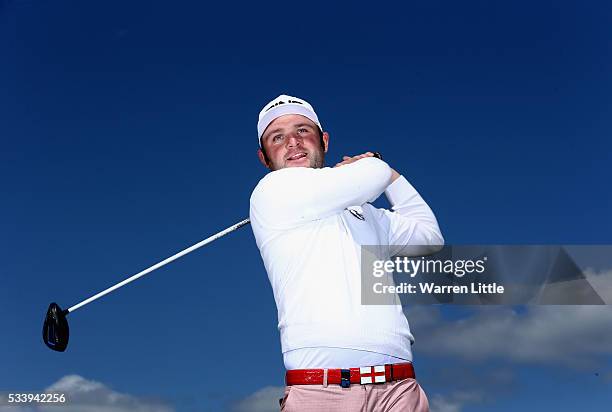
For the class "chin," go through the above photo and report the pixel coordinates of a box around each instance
[282,157,312,169]
[284,163,311,169]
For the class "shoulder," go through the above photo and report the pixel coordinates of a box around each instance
[250,169,295,212]
[249,167,327,204]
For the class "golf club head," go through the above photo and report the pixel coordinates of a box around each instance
[43,302,69,352]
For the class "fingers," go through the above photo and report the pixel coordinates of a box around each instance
[345,152,373,161]
[334,152,376,167]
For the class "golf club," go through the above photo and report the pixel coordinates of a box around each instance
[42,152,383,352]
[43,218,251,352]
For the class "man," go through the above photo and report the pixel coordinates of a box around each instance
[250,95,443,411]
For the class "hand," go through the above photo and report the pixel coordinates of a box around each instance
[334,152,375,168]
[390,168,400,183]
[334,152,401,184]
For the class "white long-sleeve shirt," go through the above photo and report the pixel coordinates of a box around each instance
[249,157,443,369]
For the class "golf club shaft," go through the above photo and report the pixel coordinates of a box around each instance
[67,218,251,314]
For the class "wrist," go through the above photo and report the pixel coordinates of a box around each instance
[390,168,401,183]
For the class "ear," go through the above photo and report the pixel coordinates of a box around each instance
[322,131,330,153]
[257,148,271,169]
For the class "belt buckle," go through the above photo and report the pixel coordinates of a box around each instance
[359,365,386,385]
[340,369,351,388]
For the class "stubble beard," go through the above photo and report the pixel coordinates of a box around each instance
[272,148,325,171]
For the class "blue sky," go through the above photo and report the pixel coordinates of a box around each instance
[1,1,611,411]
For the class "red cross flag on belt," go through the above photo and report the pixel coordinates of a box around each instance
[359,365,386,384]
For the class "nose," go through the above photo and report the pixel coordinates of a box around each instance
[286,132,302,148]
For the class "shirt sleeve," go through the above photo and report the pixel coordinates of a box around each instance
[383,175,444,257]
[250,157,392,229]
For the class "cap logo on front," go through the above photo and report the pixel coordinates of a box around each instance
[264,98,304,112]
[257,94,322,145]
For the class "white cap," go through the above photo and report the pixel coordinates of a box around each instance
[257,94,323,145]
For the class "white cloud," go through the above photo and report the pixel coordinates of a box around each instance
[230,386,284,412]
[0,375,174,412]
[584,268,612,304]
[408,305,612,368]
[430,391,482,412]
[430,395,461,412]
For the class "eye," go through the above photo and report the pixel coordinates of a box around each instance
[272,134,283,143]
[297,128,308,134]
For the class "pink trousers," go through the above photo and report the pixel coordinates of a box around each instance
[280,378,430,411]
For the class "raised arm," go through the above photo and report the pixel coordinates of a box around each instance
[250,157,392,229]
[383,175,444,257]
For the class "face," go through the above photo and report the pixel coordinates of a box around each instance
[258,114,329,171]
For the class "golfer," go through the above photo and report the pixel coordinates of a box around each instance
[250,95,443,411]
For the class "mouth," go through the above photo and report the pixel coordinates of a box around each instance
[286,152,308,162]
